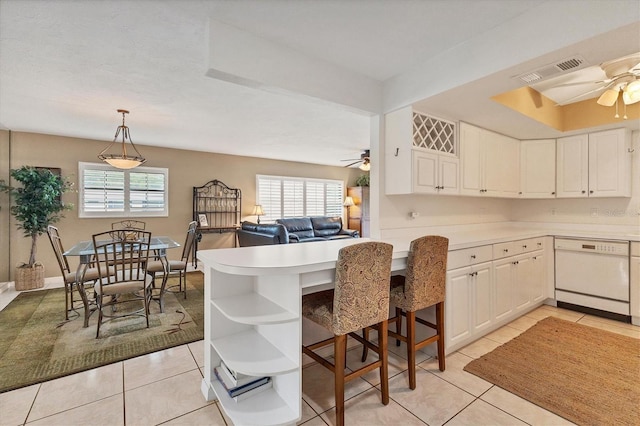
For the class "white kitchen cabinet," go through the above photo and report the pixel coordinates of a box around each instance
[445,261,493,350]
[459,122,519,197]
[557,128,632,198]
[520,139,556,198]
[445,238,549,353]
[385,106,458,195]
[413,150,459,194]
[631,242,640,326]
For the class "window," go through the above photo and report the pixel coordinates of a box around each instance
[256,175,344,222]
[79,162,169,218]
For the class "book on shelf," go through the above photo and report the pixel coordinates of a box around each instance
[218,360,254,387]
[214,366,270,398]
[232,377,272,402]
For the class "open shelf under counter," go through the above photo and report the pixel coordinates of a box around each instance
[211,377,298,426]
[212,292,297,325]
[211,329,298,376]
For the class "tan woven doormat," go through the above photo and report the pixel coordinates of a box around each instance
[464,316,640,426]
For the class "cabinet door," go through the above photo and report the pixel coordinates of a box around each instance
[472,263,493,333]
[446,268,472,348]
[520,139,556,198]
[385,106,414,195]
[556,134,588,198]
[531,253,546,303]
[459,122,483,196]
[413,150,438,193]
[631,256,640,321]
[439,155,460,195]
[513,255,533,312]
[588,128,632,197]
[493,259,513,322]
[494,134,520,197]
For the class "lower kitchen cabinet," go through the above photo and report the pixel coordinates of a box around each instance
[445,239,548,353]
[446,261,492,349]
[631,242,640,326]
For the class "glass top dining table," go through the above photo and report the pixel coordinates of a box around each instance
[63,235,180,327]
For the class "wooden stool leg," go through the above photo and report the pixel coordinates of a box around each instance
[395,306,402,346]
[335,334,347,426]
[436,302,445,371]
[361,327,369,362]
[379,320,389,405]
[406,310,417,390]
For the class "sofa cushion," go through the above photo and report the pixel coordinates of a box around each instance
[238,222,289,246]
[276,217,315,239]
[311,216,343,237]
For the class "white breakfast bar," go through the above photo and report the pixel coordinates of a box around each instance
[197,224,639,425]
[197,238,410,426]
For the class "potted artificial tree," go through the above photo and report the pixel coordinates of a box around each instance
[0,166,72,290]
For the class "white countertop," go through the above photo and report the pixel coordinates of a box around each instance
[198,222,639,275]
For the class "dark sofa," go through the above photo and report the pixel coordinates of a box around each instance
[237,217,358,247]
[237,222,290,247]
[276,216,358,243]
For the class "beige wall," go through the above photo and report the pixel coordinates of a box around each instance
[0,131,361,281]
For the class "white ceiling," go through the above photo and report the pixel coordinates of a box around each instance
[0,0,639,168]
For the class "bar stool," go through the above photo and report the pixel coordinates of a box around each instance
[362,235,448,390]
[302,241,393,426]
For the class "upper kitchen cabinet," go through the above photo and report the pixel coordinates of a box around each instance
[385,106,459,195]
[557,128,632,198]
[459,122,520,198]
[520,139,556,198]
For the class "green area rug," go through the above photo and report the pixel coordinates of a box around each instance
[0,272,204,393]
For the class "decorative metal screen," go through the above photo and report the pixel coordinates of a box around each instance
[412,112,456,154]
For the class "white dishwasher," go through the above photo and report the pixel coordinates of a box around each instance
[555,238,630,319]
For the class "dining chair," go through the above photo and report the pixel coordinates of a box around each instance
[111,219,146,230]
[92,229,153,338]
[146,221,197,310]
[47,225,100,320]
[302,241,393,426]
[362,235,448,390]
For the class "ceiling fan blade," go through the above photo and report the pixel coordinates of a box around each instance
[341,158,360,161]
[343,160,361,168]
[553,79,609,88]
[555,81,616,105]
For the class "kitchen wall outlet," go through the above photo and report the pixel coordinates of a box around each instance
[551,208,556,215]
[590,208,598,217]
[410,211,419,219]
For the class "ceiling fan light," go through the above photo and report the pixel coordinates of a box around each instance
[359,161,370,171]
[622,80,640,105]
[596,89,619,106]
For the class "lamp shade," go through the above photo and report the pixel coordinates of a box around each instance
[253,205,265,216]
[343,196,355,207]
[623,80,640,105]
[597,89,620,107]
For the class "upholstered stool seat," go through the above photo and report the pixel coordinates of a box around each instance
[302,241,393,426]
[363,235,449,390]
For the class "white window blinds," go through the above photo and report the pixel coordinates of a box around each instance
[256,175,344,222]
[79,162,168,218]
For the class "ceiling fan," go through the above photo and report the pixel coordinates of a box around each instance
[555,52,640,107]
[342,150,370,171]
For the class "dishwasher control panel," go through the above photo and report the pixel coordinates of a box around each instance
[555,238,629,255]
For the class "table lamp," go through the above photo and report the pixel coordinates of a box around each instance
[253,204,265,224]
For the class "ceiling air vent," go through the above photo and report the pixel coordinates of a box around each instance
[515,55,586,84]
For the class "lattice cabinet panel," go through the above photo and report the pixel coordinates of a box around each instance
[412,112,456,154]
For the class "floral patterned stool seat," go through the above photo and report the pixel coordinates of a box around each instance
[302,241,393,426]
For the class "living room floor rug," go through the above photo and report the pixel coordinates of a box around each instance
[0,272,204,393]
[464,316,640,426]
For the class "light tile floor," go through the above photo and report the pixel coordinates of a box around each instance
[1,304,638,426]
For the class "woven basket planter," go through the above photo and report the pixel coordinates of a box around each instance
[15,263,45,291]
